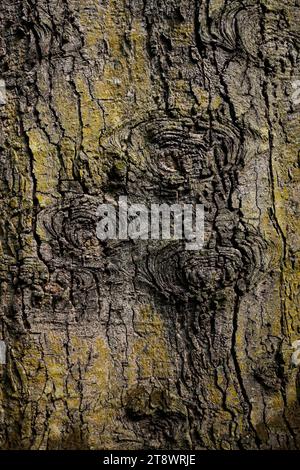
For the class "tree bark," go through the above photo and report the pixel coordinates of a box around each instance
[0,0,300,450]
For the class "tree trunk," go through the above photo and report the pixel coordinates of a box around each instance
[0,0,300,450]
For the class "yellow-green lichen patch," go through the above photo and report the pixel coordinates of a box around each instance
[74,75,105,189]
[209,0,226,16]
[3,331,121,449]
[27,128,60,207]
[126,305,174,386]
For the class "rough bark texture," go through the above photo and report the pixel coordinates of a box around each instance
[0,0,300,450]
